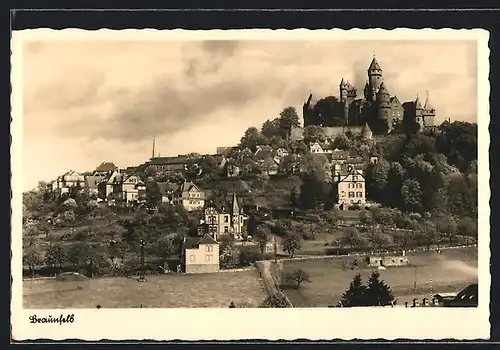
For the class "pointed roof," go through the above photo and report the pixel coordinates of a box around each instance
[377,82,390,95]
[340,78,347,86]
[424,91,434,111]
[361,121,372,133]
[232,192,240,213]
[368,56,382,71]
[95,162,118,172]
[415,95,423,110]
[183,234,218,249]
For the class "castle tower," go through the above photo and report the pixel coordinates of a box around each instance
[423,91,436,127]
[363,79,370,100]
[414,95,425,129]
[303,93,314,127]
[367,56,383,102]
[376,82,391,123]
[339,78,348,101]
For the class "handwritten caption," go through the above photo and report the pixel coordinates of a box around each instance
[29,314,75,325]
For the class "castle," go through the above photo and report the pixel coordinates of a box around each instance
[299,55,436,138]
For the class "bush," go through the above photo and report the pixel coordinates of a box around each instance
[349,204,362,210]
[239,251,262,266]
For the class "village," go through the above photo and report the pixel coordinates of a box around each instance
[22,55,479,309]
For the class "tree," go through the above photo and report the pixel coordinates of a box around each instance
[145,180,162,205]
[67,242,91,269]
[45,244,67,273]
[239,127,267,152]
[331,133,352,151]
[155,235,175,271]
[261,118,282,139]
[400,178,422,213]
[284,268,311,289]
[340,227,367,249]
[254,224,271,254]
[341,273,368,307]
[23,246,43,278]
[457,218,478,240]
[278,106,300,139]
[368,228,393,251]
[436,215,458,246]
[365,271,395,306]
[220,243,240,269]
[303,125,327,144]
[282,234,302,258]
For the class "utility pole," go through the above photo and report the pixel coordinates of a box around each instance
[413,265,417,291]
[139,237,145,282]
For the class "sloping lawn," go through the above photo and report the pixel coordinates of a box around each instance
[282,247,478,307]
[24,269,266,309]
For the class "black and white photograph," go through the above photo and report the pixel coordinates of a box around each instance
[11,28,490,341]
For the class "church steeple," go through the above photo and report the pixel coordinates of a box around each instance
[232,191,240,214]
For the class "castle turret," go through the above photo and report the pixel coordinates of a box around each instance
[414,95,425,129]
[423,91,436,127]
[367,56,383,101]
[339,78,348,101]
[376,82,391,123]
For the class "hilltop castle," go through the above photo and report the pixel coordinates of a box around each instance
[300,55,436,137]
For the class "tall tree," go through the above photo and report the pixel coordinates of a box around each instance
[278,106,300,139]
[341,273,368,307]
[365,271,395,306]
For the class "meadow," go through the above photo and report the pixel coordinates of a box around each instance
[281,247,478,307]
[23,269,266,309]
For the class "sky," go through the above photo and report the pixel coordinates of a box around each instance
[21,38,478,192]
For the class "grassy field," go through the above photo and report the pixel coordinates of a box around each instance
[23,269,266,309]
[281,247,478,307]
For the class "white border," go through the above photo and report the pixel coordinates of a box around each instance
[11,29,491,341]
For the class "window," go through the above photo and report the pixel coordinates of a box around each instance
[357,183,363,188]
[356,192,363,198]
[224,226,229,233]
[205,245,213,253]
[341,191,346,197]
[189,255,195,263]
[224,216,229,223]
[348,192,355,198]
[205,255,212,263]
[353,176,358,181]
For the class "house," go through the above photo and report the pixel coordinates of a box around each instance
[147,156,188,174]
[254,145,274,162]
[202,193,248,241]
[226,163,241,178]
[333,165,366,209]
[84,175,101,196]
[157,182,180,204]
[329,148,350,164]
[172,181,206,211]
[309,142,325,154]
[52,170,86,194]
[275,148,289,158]
[98,170,123,200]
[118,175,146,204]
[261,156,279,176]
[181,234,220,274]
[93,162,119,177]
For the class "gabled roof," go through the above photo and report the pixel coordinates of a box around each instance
[254,149,273,160]
[262,156,279,168]
[95,162,118,172]
[390,95,402,105]
[424,94,435,111]
[184,234,218,249]
[103,170,122,184]
[177,181,202,193]
[123,175,144,184]
[368,56,382,71]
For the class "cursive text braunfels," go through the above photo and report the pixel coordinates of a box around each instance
[29,314,75,325]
